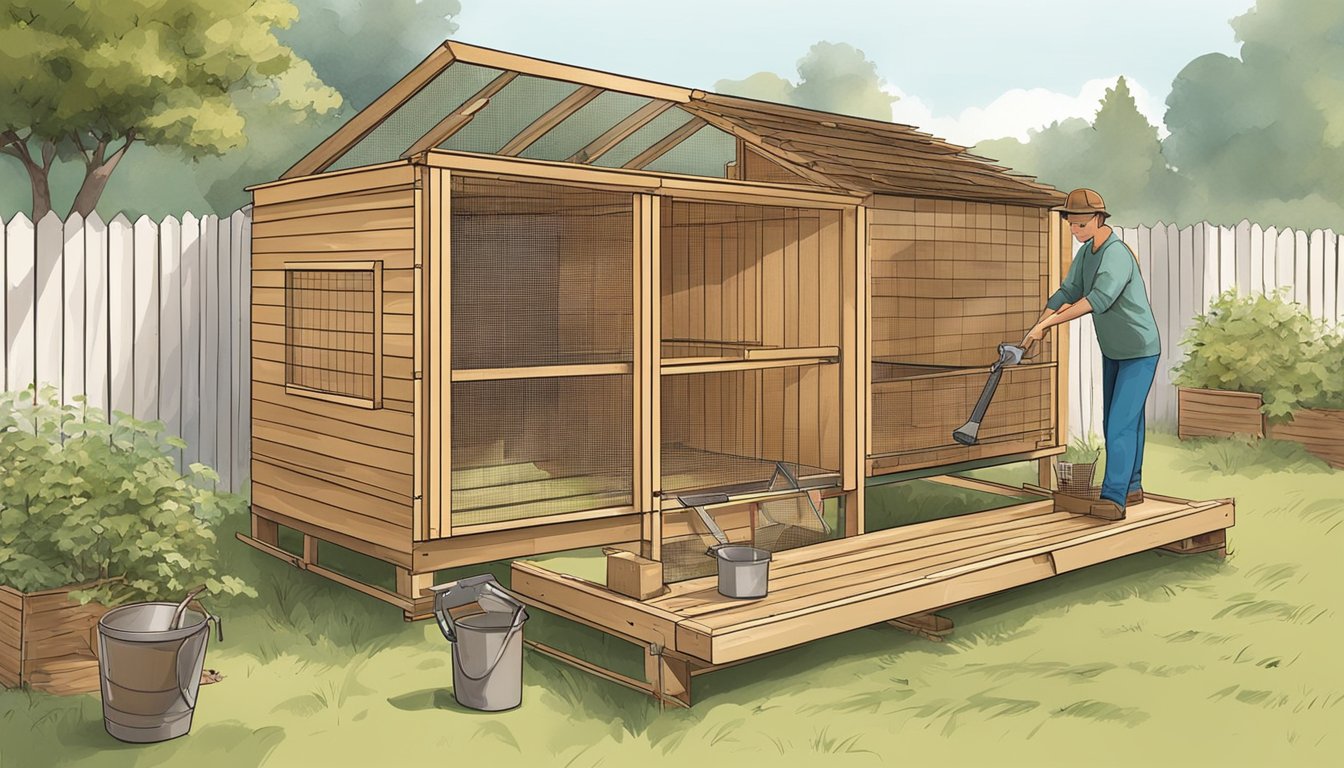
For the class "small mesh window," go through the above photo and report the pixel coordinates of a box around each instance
[284,267,382,405]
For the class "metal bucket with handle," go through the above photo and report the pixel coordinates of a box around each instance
[429,574,529,712]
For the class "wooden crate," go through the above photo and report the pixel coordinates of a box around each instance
[1176,387,1266,439]
[0,582,108,695]
[1266,407,1344,469]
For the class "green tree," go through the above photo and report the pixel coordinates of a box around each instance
[716,42,897,121]
[1164,0,1344,229]
[196,0,461,212]
[0,0,340,220]
[973,78,1181,226]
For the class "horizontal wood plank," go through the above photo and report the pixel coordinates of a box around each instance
[252,483,409,554]
[251,206,415,239]
[253,460,412,528]
[252,437,413,497]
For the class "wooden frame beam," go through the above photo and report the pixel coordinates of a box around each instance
[569,100,676,164]
[445,41,692,104]
[680,103,845,190]
[283,45,456,179]
[401,71,520,159]
[499,86,603,156]
[625,117,706,170]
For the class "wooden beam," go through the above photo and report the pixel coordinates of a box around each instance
[446,41,692,103]
[499,86,603,156]
[402,71,520,158]
[569,100,676,164]
[283,45,456,179]
[625,116,706,170]
[680,103,844,189]
[450,363,634,381]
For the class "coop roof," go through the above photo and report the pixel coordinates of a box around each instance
[283,41,1065,207]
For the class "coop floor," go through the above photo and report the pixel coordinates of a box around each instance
[511,480,1234,670]
[450,446,840,527]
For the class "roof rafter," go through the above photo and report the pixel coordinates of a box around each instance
[446,41,693,103]
[498,86,603,157]
[401,71,520,159]
[624,116,706,170]
[568,100,675,164]
[282,44,457,179]
[680,101,846,190]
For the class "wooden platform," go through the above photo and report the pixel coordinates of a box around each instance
[510,480,1234,705]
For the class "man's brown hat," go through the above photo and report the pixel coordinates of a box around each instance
[1055,188,1108,215]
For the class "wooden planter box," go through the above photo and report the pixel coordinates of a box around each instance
[1267,408,1344,469]
[0,582,108,695]
[1177,387,1266,439]
[1178,386,1344,469]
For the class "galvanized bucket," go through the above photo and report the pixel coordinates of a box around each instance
[712,545,772,599]
[430,575,528,712]
[96,602,221,743]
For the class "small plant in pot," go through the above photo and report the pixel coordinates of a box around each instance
[0,385,253,695]
[1055,434,1103,498]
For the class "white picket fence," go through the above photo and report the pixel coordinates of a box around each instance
[1,209,252,493]
[1068,222,1343,441]
[3,210,1340,483]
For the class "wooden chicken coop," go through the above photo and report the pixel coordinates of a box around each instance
[241,42,1233,695]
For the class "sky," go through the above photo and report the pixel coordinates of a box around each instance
[451,0,1257,145]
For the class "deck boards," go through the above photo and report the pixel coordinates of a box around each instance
[511,490,1234,667]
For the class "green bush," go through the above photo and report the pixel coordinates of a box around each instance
[1173,289,1340,422]
[0,385,255,606]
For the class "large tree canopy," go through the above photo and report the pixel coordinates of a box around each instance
[0,0,340,219]
[716,42,897,121]
[1163,0,1344,228]
[973,78,1184,226]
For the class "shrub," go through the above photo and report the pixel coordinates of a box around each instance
[0,385,254,606]
[1173,289,1337,422]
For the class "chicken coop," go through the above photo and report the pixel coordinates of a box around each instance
[242,41,1232,644]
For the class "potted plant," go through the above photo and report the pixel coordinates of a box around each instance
[0,385,253,694]
[1054,433,1103,498]
[1174,288,1344,467]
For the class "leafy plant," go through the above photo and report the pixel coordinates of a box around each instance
[1173,289,1338,422]
[0,385,255,605]
[1060,433,1103,464]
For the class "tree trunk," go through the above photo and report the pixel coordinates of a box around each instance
[0,135,54,220]
[27,166,52,222]
[69,161,118,219]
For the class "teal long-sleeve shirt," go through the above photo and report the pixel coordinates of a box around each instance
[1045,232,1161,360]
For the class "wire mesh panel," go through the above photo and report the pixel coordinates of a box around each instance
[451,375,632,527]
[661,366,841,497]
[452,176,633,369]
[871,366,1054,456]
[284,268,380,404]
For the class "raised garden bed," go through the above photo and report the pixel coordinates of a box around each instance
[1177,387,1344,469]
[1176,387,1266,439]
[0,581,107,695]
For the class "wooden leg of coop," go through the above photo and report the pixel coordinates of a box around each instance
[396,569,436,622]
[888,613,955,642]
[1159,529,1227,558]
[645,646,694,708]
[1037,457,1055,490]
[302,534,319,567]
[251,515,280,547]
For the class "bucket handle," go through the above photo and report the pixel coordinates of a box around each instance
[177,613,221,710]
[452,603,526,683]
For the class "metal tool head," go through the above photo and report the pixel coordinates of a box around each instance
[992,343,1028,371]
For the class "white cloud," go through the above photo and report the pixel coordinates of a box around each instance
[887,77,1168,147]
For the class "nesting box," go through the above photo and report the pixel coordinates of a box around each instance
[244,41,1070,618]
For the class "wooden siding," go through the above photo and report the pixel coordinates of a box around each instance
[250,165,419,557]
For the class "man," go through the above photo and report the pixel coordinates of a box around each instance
[1024,188,1160,521]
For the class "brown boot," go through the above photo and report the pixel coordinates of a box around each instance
[1087,499,1126,521]
[1127,489,1145,505]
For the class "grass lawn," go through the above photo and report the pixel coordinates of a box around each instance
[2,431,1341,767]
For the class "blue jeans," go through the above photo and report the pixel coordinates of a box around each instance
[1100,354,1159,507]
